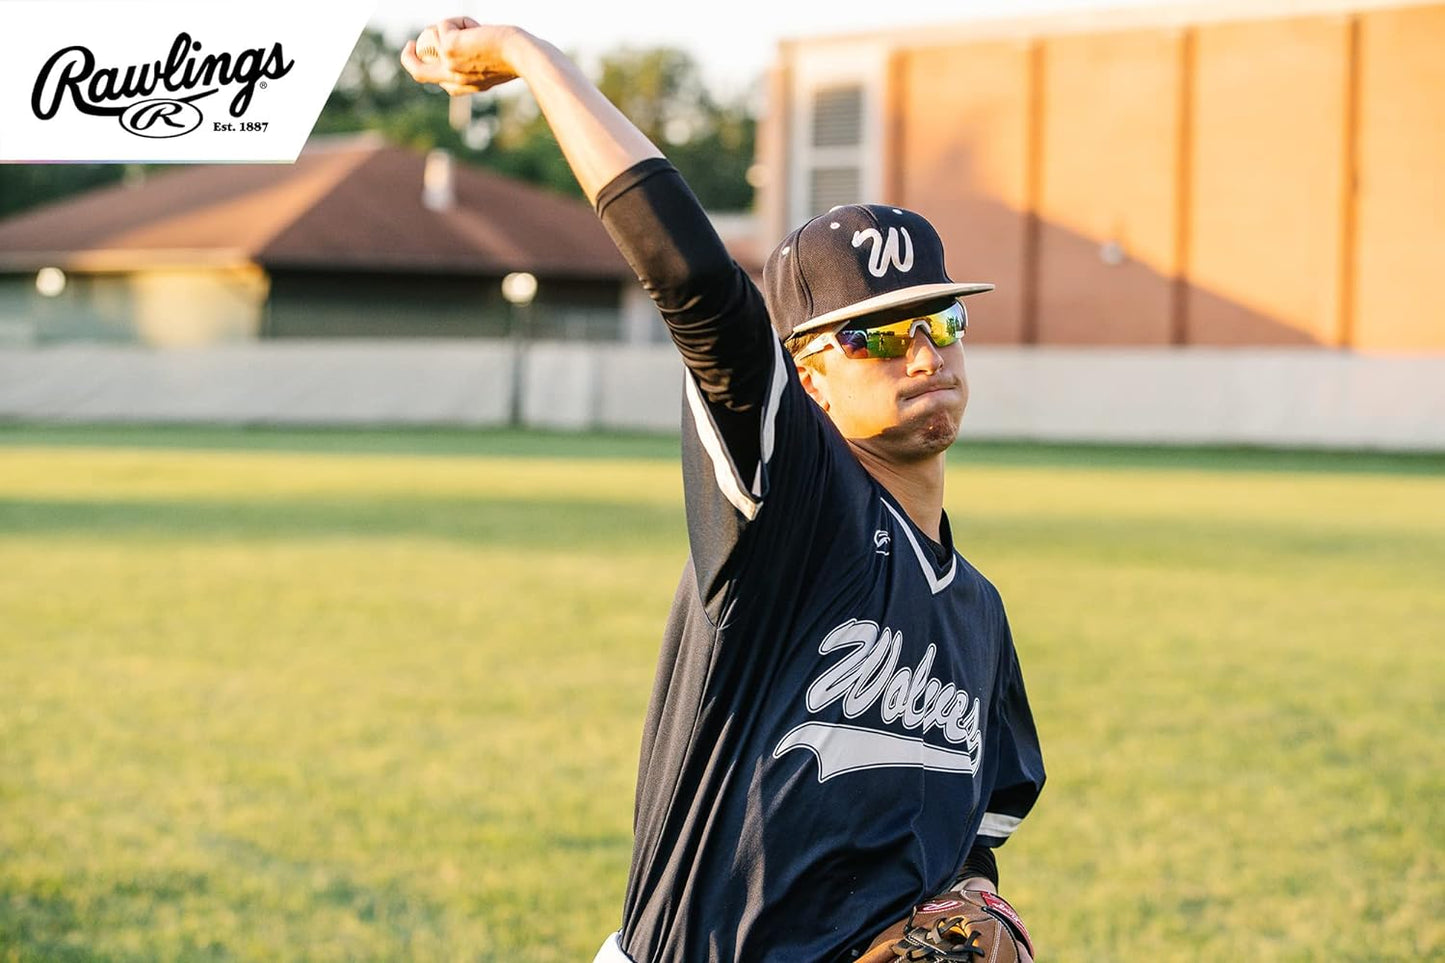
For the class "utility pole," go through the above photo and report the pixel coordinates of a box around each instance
[501,271,538,429]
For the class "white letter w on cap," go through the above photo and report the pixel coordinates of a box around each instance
[852,227,914,278]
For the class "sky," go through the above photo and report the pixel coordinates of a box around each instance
[368,0,1172,97]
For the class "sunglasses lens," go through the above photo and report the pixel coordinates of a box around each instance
[927,301,966,346]
[926,318,959,348]
[834,302,967,359]
[835,329,874,359]
[866,331,912,358]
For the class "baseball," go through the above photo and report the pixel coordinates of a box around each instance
[414,26,440,63]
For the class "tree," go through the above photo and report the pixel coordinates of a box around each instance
[267,29,758,210]
[592,47,757,211]
[312,27,481,157]
[0,164,128,220]
[666,94,757,213]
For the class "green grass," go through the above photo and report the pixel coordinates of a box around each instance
[1,426,1441,962]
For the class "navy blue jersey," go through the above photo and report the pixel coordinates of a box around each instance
[595,160,1044,963]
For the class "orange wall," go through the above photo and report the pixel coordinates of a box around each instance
[1034,29,1184,345]
[777,4,1445,351]
[894,41,1034,344]
[1187,16,1351,346]
[755,61,794,253]
[1352,5,1445,351]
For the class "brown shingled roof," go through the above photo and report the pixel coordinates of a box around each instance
[0,133,631,279]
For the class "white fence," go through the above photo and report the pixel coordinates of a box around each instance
[1,341,1443,450]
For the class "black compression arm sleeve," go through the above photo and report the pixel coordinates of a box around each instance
[957,844,1000,889]
[595,159,775,473]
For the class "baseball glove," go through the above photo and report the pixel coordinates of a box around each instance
[856,888,1035,962]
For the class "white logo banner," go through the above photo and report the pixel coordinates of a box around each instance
[0,1,376,163]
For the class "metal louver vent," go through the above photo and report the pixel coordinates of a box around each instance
[811,86,863,148]
[809,167,861,216]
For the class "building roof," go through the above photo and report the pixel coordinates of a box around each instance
[0,133,632,279]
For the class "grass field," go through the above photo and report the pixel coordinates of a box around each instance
[1,425,1442,962]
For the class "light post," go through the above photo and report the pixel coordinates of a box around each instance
[501,271,537,428]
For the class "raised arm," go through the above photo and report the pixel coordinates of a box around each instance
[402,21,660,204]
[401,21,778,489]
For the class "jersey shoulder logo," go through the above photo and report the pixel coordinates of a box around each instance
[852,226,914,278]
[873,530,891,556]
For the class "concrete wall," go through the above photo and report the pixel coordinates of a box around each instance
[2,341,1442,450]
[0,342,513,426]
[962,347,1445,450]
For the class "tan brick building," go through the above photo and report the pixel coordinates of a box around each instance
[753,0,1445,351]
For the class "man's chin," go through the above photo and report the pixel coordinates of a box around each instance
[915,420,961,457]
[876,412,961,460]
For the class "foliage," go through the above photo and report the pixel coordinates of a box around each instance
[0,164,128,220]
[314,28,760,208]
[1,426,1442,961]
[593,47,756,210]
[310,28,483,162]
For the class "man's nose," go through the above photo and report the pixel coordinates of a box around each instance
[905,331,944,374]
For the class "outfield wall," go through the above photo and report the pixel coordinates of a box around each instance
[1,342,1442,451]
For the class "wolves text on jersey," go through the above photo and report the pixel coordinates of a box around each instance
[773,619,983,782]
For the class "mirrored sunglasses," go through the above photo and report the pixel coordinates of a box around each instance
[796,300,968,361]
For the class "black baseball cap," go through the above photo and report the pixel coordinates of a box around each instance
[762,204,993,341]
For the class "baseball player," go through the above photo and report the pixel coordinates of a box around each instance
[402,19,1046,963]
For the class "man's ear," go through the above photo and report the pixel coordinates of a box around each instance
[797,360,829,412]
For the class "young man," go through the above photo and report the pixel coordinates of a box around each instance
[402,20,1045,963]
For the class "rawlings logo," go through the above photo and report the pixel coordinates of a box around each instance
[917,898,967,913]
[980,891,1035,958]
[852,226,914,278]
[30,33,293,137]
[119,99,205,138]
